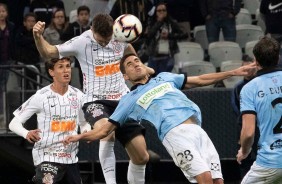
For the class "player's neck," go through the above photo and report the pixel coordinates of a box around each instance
[131,77,149,85]
[51,83,68,95]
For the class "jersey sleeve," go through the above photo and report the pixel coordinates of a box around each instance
[240,84,256,115]
[161,72,186,89]
[108,97,130,126]
[55,36,80,58]
[13,93,41,124]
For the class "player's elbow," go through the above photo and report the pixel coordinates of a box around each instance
[41,46,59,59]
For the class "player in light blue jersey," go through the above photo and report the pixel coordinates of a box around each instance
[237,36,282,184]
[63,54,256,184]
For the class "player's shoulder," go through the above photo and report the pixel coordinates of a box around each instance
[27,86,52,102]
[35,85,51,96]
[66,30,92,44]
[69,85,84,96]
[80,30,93,40]
[241,78,258,94]
[155,72,182,81]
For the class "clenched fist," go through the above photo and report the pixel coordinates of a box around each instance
[33,21,46,39]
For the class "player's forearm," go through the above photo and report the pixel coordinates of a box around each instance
[9,117,29,138]
[199,70,234,85]
[240,134,254,155]
[34,35,58,59]
[80,123,116,141]
[79,129,106,141]
[185,70,234,88]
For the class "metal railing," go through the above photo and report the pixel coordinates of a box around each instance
[0,64,52,133]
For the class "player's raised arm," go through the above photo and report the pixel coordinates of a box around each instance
[62,120,117,145]
[184,62,257,89]
[33,21,59,59]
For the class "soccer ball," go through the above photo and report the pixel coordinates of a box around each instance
[113,14,143,43]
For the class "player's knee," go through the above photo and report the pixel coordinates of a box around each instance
[195,171,213,184]
[134,152,149,165]
[213,178,224,184]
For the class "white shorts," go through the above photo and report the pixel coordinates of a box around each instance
[241,161,282,184]
[162,124,223,183]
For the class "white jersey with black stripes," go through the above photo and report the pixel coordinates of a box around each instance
[56,30,130,104]
[13,85,84,166]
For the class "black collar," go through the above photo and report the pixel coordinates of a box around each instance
[130,75,155,91]
[256,67,282,77]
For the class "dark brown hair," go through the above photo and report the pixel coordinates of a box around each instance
[50,9,68,31]
[92,13,113,37]
[253,36,280,68]
[119,53,138,74]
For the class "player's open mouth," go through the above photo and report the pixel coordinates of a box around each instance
[63,74,70,78]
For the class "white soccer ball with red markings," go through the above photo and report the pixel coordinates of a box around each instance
[113,14,143,43]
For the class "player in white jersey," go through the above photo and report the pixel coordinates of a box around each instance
[62,54,256,184]
[237,37,282,184]
[33,13,155,184]
[9,57,91,184]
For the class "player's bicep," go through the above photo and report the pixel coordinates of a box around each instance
[56,37,80,57]
[13,94,41,120]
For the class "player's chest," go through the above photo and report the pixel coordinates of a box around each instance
[43,93,80,113]
[84,42,125,62]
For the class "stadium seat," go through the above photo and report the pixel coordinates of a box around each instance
[69,9,77,23]
[180,61,216,88]
[174,42,204,72]
[177,21,191,41]
[236,8,252,25]
[193,25,209,51]
[243,0,260,16]
[208,41,242,69]
[245,40,259,59]
[220,60,244,88]
[6,69,21,92]
[256,9,266,33]
[236,24,264,49]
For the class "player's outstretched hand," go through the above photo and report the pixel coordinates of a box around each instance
[62,134,82,146]
[33,21,45,39]
[236,147,252,164]
[26,129,41,143]
[233,62,257,77]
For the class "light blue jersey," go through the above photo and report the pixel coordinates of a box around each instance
[109,72,202,141]
[240,68,282,168]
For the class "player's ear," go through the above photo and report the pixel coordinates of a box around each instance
[123,74,129,80]
[49,69,55,77]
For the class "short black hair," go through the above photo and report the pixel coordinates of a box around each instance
[77,5,90,15]
[119,53,138,74]
[45,57,71,78]
[253,36,280,68]
[24,12,37,21]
